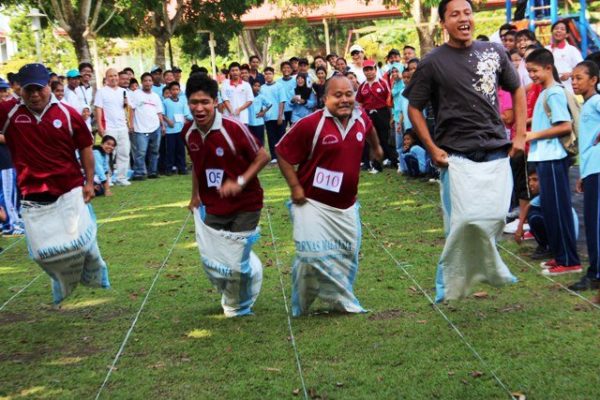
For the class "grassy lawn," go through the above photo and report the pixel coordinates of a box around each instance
[1,166,599,399]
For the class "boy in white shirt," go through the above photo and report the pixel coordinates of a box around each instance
[221,62,254,124]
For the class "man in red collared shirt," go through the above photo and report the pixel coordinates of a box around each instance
[0,63,95,203]
[183,72,269,232]
[276,75,383,208]
[356,60,397,172]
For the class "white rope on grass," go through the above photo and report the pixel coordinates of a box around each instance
[498,244,600,311]
[0,236,26,257]
[95,213,191,400]
[362,222,515,399]
[0,196,140,312]
[264,205,309,400]
[0,274,42,312]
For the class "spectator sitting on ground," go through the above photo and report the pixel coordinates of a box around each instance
[93,135,117,197]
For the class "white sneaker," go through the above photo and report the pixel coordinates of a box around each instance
[397,166,403,174]
[382,159,391,167]
[115,179,132,186]
[368,168,380,175]
[507,207,520,219]
[503,219,530,234]
[270,159,278,164]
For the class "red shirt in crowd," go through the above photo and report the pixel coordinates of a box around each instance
[356,78,390,111]
[276,108,374,209]
[182,112,263,216]
[0,96,93,197]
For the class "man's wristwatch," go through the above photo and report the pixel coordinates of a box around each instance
[237,175,246,188]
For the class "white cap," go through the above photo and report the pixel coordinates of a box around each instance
[349,44,364,53]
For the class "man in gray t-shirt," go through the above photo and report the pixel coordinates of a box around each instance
[404,0,526,164]
[402,0,527,303]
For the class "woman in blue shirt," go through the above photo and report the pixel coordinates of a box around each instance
[93,135,117,196]
[289,73,316,124]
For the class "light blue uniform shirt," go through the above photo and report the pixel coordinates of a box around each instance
[528,85,570,162]
[248,93,272,127]
[260,82,284,122]
[277,77,296,112]
[391,80,403,124]
[163,97,192,134]
[578,93,600,178]
[93,149,109,183]
[289,92,316,123]
[401,94,412,132]
[152,84,165,99]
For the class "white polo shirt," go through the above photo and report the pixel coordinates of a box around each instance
[546,43,583,93]
[221,79,254,124]
[94,86,128,130]
[130,89,163,133]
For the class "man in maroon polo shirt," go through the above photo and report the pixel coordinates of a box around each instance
[183,73,270,231]
[0,63,95,204]
[182,72,269,317]
[356,60,397,173]
[0,63,109,305]
[276,75,383,316]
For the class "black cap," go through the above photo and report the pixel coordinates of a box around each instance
[387,48,401,57]
[298,58,309,65]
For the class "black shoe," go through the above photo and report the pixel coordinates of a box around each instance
[530,245,552,260]
[131,175,146,181]
[568,276,600,291]
[148,174,159,179]
[165,171,173,176]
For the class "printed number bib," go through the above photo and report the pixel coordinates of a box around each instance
[174,114,185,123]
[206,169,224,188]
[313,167,344,193]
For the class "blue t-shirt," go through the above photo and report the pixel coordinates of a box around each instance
[93,149,109,183]
[260,82,285,122]
[391,80,403,124]
[163,97,192,134]
[277,77,296,112]
[578,93,600,178]
[247,93,272,127]
[528,85,570,162]
[152,84,165,99]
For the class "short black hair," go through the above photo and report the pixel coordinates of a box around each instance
[504,30,517,38]
[240,63,250,71]
[264,66,275,74]
[298,58,309,65]
[167,81,180,90]
[289,57,299,63]
[228,62,241,70]
[163,69,173,77]
[516,29,536,41]
[477,34,490,41]
[315,66,327,74]
[162,86,170,95]
[123,67,134,75]
[509,48,521,56]
[326,53,337,61]
[129,78,138,87]
[407,57,420,65]
[551,19,570,34]
[7,72,17,84]
[438,0,473,22]
[280,61,292,69]
[185,72,219,99]
[499,23,517,32]
[140,72,152,81]
[525,48,553,67]
[249,55,260,62]
[118,70,129,77]
[50,81,63,91]
[314,55,325,62]
[78,62,93,72]
[575,60,600,93]
[403,45,416,51]
[324,74,352,95]
[586,51,600,69]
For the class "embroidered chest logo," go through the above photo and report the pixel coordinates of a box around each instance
[14,115,32,124]
[53,119,63,128]
[472,49,501,105]
[189,142,200,152]
[356,132,363,141]
[215,147,225,157]
[322,134,339,145]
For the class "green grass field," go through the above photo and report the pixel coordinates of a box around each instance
[1,167,599,400]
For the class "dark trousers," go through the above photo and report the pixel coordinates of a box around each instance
[158,136,167,174]
[265,120,282,160]
[535,158,580,266]
[165,133,187,173]
[205,211,261,233]
[366,107,397,170]
[528,205,548,248]
[248,124,265,147]
[583,173,600,279]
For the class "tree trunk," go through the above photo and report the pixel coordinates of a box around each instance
[410,1,439,56]
[416,25,437,55]
[72,34,93,64]
[154,34,168,69]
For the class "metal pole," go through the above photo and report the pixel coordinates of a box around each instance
[580,0,588,55]
[323,19,331,55]
[550,0,558,24]
[209,32,217,78]
[34,31,42,63]
[505,0,512,23]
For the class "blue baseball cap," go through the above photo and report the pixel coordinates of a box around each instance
[17,63,50,88]
[66,69,81,78]
[0,78,9,89]
[150,66,162,74]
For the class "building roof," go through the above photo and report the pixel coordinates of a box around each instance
[241,0,514,29]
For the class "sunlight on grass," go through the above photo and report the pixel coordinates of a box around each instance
[186,329,213,339]
[181,242,198,249]
[46,356,84,366]
[124,201,189,213]
[423,228,443,234]
[97,214,149,224]
[61,297,113,310]
[0,267,23,275]
[0,386,45,400]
